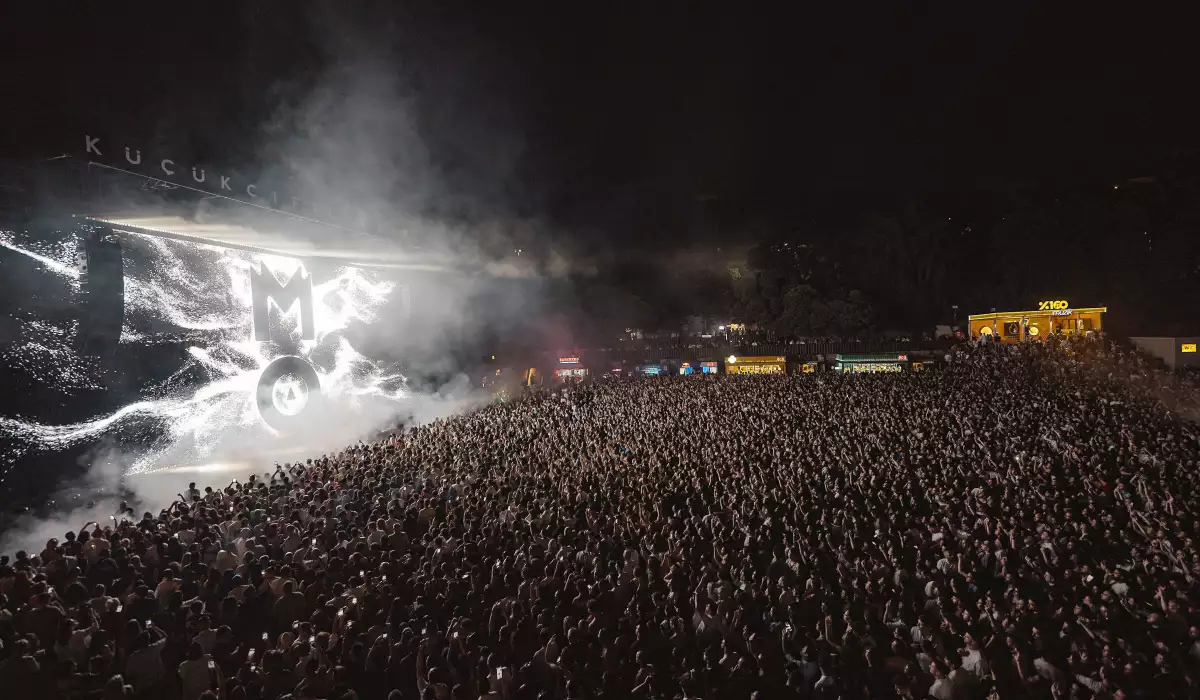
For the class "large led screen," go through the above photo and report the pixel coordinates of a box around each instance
[0,225,412,503]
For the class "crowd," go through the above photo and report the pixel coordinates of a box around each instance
[2,336,1200,700]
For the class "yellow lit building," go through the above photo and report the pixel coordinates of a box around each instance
[968,300,1106,344]
[725,355,787,375]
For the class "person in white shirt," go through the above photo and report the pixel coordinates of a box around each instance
[178,642,223,700]
[928,660,955,700]
[87,584,115,617]
[813,662,836,693]
[192,615,217,655]
[154,570,181,607]
[960,634,990,679]
[81,530,111,565]
[214,549,237,573]
[125,629,168,693]
[233,528,253,559]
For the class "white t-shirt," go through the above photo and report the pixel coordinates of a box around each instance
[178,657,216,700]
[962,648,989,678]
[126,637,168,691]
[193,628,218,655]
[155,579,180,607]
[929,677,955,700]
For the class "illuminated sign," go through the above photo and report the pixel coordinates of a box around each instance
[558,356,580,364]
[250,261,321,433]
[897,354,908,361]
[251,262,314,341]
[1037,300,1070,311]
[1183,344,1197,353]
[849,362,902,373]
[1050,309,1074,316]
[82,134,377,233]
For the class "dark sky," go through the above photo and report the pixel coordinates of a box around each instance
[1,3,1196,244]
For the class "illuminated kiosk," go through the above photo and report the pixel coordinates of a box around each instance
[968,300,1106,344]
[833,353,910,373]
[724,355,787,375]
[554,355,588,381]
[680,361,719,375]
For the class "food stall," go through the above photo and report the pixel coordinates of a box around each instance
[832,353,910,373]
[968,300,1106,344]
[724,355,787,375]
[553,355,588,381]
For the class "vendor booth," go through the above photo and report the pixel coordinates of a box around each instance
[833,353,910,373]
[725,355,787,375]
[969,300,1106,344]
[554,355,588,381]
[680,360,721,375]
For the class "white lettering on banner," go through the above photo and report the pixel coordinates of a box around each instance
[1051,309,1074,316]
[80,133,378,235]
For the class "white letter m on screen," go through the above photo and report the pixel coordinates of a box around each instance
[250,261,315,341]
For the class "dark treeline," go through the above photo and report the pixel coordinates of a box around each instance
[548,162,1200,343]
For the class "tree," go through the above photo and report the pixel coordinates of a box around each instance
[773,285,872,338]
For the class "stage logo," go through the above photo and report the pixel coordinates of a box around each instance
[251,261,314,340]
[251,261,321,432]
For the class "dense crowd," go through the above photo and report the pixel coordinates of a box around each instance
[3,337,1200,700]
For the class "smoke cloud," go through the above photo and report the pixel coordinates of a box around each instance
[0,377,486,556]
[1,7,574,551]
[251,3,588,363]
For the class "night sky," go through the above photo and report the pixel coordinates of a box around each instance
[2,3,1197,249]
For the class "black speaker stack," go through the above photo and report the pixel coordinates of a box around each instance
[76,226,124,359]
